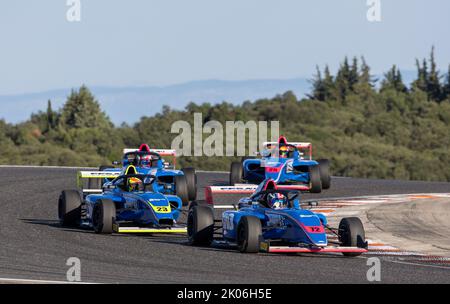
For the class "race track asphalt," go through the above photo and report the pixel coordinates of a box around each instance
[0,167,449,283]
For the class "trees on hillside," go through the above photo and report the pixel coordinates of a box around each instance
[58,86,117,158]
[309,47,450,104]
[309,56,376,103]
[411,47,448,102]
[380,65,407,93]
[59,85,112,130]
[443,65,450,101]
[1,48,450,181]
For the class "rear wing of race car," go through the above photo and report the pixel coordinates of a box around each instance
[123,148,177,168]
[263,141,312,160]
[204,184,310,206]
[77,170,120,194]
[205,184,258,205]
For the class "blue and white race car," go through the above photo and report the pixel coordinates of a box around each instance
[188,179,367,256]
[81,144,196,205]
[59,165,187,234]
[230,136,330,193]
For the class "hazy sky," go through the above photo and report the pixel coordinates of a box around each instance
[1,0,449,94]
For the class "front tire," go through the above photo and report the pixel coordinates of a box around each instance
[230,162,243,186]
[237,216,262,253]
[174,175,190,206]
[93,200,116,234]
[181,168,197,201]
[309,165,322,193]
[318,159,331,190]
[58,190,82,227]
[187,206,214,246]
[338,217,367,257]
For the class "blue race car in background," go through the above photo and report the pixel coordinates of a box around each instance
[59,165,187,234]
[229,136,331,193]
[87,144,196,205]
[188,179,367,256]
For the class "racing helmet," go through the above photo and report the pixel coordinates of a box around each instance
[128,177,143,192]
[279,145,289,158]
[267,193,288,209]
[140,154,153,167]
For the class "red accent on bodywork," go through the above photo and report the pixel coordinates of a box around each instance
[276,185,310,191]
[265,167,282,173]
[278,136,288,145]
[302,225,325,233]
[205,187,214,205]
[263,179,278,191]
[139,144,151,152]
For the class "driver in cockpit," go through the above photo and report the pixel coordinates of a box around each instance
[140,154,154,167]
[128,177,144,192]
[279,145,289,158]
[267,193,288,210]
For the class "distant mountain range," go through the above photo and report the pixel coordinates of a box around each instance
[0,71,417,125]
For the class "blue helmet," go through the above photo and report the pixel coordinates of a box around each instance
[267,193,288,209]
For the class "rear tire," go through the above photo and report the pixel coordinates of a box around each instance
[181,168,197,201]
[237,216,262,253]
[338,217,366,257]
[241,156,254,163]
[188,200,208,210]
[187,206,214,246]
[230,162,243,186]
[175,175,190,206]
[93,200,116,234]
[309,165,322,193]
[87,178,102,190]
[318,159,331,190]
[58,190,82,227]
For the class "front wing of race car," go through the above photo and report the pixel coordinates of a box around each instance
[259,241,368,254]
[112,223,187,234]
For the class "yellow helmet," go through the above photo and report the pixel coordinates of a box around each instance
[279,146,289,158]
[128,177,143,192]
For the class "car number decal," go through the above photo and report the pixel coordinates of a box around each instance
[150,204,171,213]
[222,213,234,231]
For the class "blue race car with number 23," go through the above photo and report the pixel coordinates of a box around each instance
[59,165,187,234]
[91,144,197,205]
